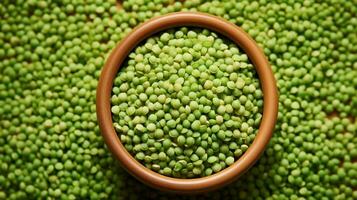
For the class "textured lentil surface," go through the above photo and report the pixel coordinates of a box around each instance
[111,27,263,178]
[0,0,356,199]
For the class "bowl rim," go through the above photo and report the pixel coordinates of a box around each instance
[96,11,278,194]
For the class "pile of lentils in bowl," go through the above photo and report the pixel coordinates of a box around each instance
[111,28,263,178]
[0,0,356,199]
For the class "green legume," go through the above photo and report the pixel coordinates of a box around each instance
[1,0,356,199]
[111,28,262,178]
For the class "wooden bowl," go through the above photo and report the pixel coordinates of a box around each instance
[96,12,278,194]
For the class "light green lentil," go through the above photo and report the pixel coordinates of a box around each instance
[111,27,262,178]
[0,0,356,199]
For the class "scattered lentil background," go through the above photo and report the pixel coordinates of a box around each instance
[0,0,356,199]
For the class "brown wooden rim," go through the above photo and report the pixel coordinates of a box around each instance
[96,12,278,194]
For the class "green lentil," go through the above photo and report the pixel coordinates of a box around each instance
[111,27,262,178]
[0,0,356,199]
